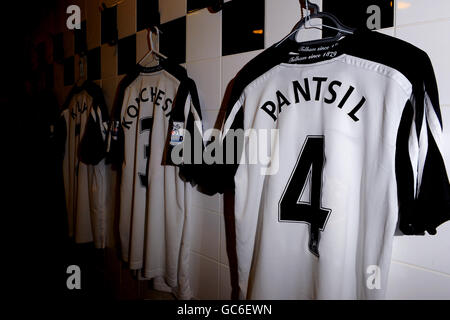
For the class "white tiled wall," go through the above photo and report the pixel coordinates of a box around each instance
[182,0,450,300]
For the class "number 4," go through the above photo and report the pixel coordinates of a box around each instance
[278,136,331,257]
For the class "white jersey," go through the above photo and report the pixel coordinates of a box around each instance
[202,31,450,299]
[59,82,109,248]
[109,63,203,299]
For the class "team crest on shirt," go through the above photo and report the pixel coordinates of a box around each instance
[170,122,184,146]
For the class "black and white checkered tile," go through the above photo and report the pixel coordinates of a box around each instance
[55,0,393,88]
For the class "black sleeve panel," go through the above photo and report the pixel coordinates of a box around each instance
[201,107,244,194]
[79,81,109,165]
[161,58,188,82]
[398,125,450,235]
[79,111,107,165]
[415,129,450,234]
[105,72,139,168]
[85,81,110,122]
[396,101,419,234]
[164,77,206,185]
[396,51,450,235]
[180,79,205,183]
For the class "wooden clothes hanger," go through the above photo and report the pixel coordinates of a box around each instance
[276,0,355,47]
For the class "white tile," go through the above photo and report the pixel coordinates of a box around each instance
[135,30,161,65]
[86,0,101,50]
[219,215,229,266]
[136,29,148,63]
[375,27,395,37]
[442,107,450,174]
[159,0,186,24]
[221,49,263,100]
[192,188,221,213]
[189,252,219,299]
[202,109,226,143]
[101,76,120,114]
[202,109,222,132]
[219,264,232,300]
[101,44,118,79]
[117,0,136,39]
[186,8,222,62]
[396,20,450,106]
[186,58,221,111]
[392,221,450,275]
[63,30,75,58]
[190,207,220,260]
[265,0,322,48]
[386,261,450,299]
[396,0,450,26]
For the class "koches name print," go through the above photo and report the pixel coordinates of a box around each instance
[122,86,174,130]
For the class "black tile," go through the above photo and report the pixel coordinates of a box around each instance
[53,33,64,63]
[160,16,186,64]
[187,0,223,13]
[64,56,75,86]
[187,0,209,13]
[137,0,160,31]
[222,0,265,56]
[101,5,118,45]
[87,47,101,80]
[322,0,394,37]
[74,20,87,55]
[118,34,136,75]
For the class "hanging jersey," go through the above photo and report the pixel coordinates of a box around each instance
[58,82,109,248]
[109,63,203,299]
[201,30,450,299]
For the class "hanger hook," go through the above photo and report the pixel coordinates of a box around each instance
[147,26,163,52]
[155,26,161,51]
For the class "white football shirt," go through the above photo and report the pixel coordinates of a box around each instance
[202,30,450,299]
[109,63,203,299]
[59,82,109,248]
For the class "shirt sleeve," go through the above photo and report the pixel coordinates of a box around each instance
[396,53,450,235]
[79,83,110,165]
[191,74,247,194]
[164,77,205,183]
[105,74,136,169]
